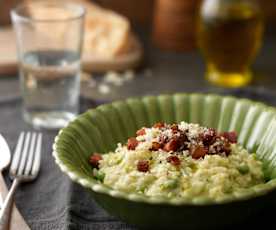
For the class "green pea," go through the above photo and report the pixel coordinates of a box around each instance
[251,153,258,160]
[162,179,178,189]
[95,171,105,182]
[238,164,250,175]
[139,185,146,193]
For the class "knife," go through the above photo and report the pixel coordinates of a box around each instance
[0,134,30,230]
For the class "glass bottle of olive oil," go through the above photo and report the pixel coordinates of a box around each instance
[197,0,264,87]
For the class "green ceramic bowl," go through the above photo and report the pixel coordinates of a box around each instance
[53,93,276,229]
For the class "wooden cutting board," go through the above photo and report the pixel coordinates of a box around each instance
[0,27,143,74]
[0,175,30,230]
[0,28,17,74]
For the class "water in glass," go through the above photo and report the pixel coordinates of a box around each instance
[20,50,80,129]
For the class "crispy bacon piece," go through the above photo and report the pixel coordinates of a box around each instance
[89,153,102,169]
[210,138,232,156]
[159,135,168,145]
[170,124,179,133]
[136,128,146,136]
[150,142,163,151]
[202,128,216,145]
[221,131,237,144]
[127,137,139,150]
[191,146,208,159]
[178,134,188,149]
[163,138,180,152]
[222,141,231,156]
[166,155,181,166]
[137,160,149,172]
[153,122,165,129]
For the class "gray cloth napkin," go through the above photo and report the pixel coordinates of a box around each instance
[1,88,276,230]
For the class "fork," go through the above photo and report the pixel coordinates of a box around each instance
[0,132,42,230]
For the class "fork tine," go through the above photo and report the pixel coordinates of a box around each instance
[10,132,25,175]
[17,132,31,175]
[31,133,42,177]
[24,133,37,175]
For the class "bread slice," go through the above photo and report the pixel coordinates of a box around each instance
[76,0,131,58]
[25,0,132,58]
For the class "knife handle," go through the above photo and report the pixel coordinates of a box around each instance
[0,175,30,230]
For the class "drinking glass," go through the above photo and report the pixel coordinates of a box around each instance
[197,0,264,87]
[11,1,85,129]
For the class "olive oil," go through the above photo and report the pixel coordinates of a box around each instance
[197,0,264,87]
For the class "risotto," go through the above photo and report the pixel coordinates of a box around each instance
[89,121,264,200]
